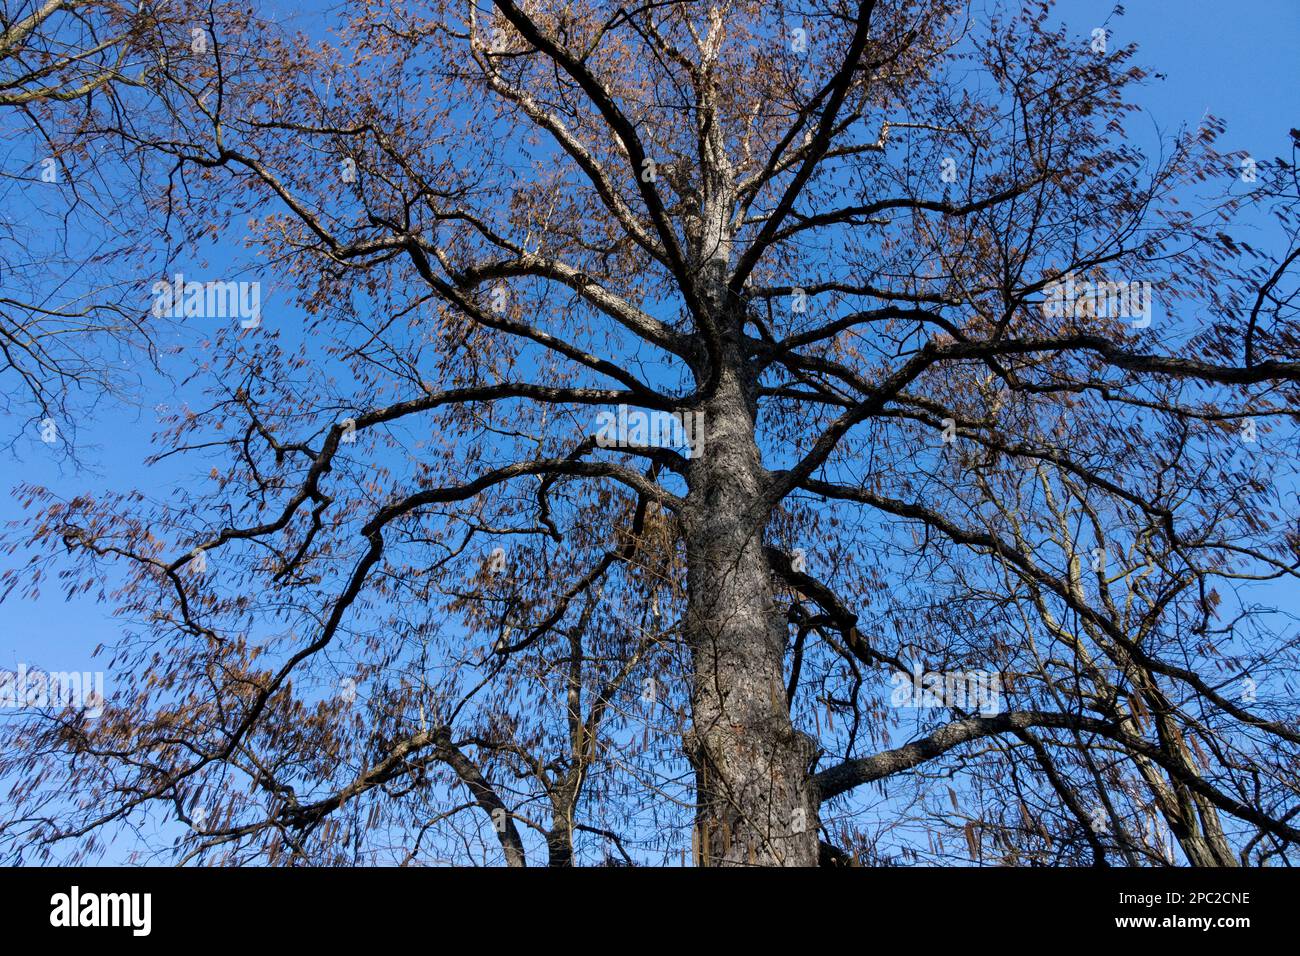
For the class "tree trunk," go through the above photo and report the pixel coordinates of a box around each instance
[682,363,819,866]
[546,786,575,867]
[546,823,573,867]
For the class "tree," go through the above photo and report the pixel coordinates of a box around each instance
[0,0,169,451]
[2,0,1297,866]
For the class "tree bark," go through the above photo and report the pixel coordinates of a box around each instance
[682,360,819,866]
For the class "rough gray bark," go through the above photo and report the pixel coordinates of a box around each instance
[681,346,819,866]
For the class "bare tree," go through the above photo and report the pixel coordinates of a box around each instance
[0,0,163,450]
[2,0,1297,866]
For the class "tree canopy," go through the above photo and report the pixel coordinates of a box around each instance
[1,0,1298,867]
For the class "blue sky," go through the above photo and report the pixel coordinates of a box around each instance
[1,0,1296,863]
